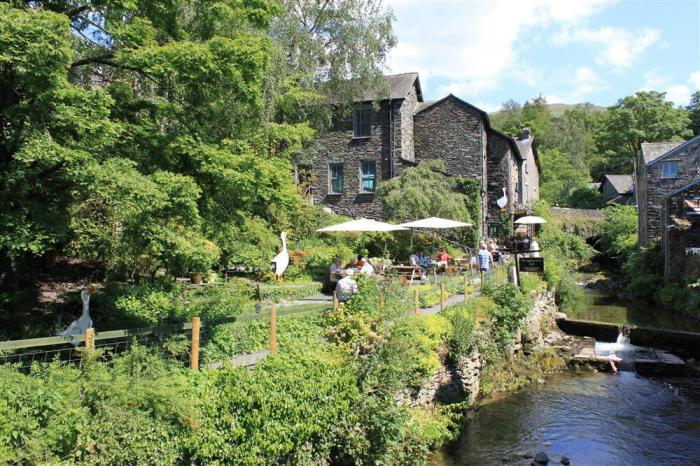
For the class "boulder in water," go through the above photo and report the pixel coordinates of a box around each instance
[561,456,571,465]
[533,451,550,464]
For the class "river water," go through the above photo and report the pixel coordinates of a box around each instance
[432,372,700,466]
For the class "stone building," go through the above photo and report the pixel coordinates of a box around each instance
[307,72,540,236]
[662,179,700,281]
[599,174,635,205]
[636,136,700,247]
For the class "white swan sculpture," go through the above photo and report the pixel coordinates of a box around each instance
[496,187,508,209]
[59,286,95,344]
[271,231,289,281]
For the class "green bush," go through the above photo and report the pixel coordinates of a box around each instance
[485,282,532,350]
[442,304,477,359]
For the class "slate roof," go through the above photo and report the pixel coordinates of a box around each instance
[646,134,700,166]
[414,100,437,113]
[666,177,700,198]
[602,174,635,195]
[641,141,684,165]
[357,72,422,102]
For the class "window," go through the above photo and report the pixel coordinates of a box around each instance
[661,161,678,179]
[360,161,376,192]
[353,108,372,137]
[329,163,344,194]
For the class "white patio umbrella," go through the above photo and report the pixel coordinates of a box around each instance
[316,218,408,232]
[514,215,548,224]
[399,217,472,229]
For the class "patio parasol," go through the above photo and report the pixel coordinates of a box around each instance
[316,218,408,232]
[399,217,472,229]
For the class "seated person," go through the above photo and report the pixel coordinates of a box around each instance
[354,254,364,267]
[436,249,451,271]
[329,257,343,284]
[335,269,358,303]
[409,251,428,279]
[360,257,374,275]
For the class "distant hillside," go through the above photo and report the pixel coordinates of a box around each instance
[490,102,606,118]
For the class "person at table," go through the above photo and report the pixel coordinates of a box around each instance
[354,254,365,267]
[488,240,501,265]
[330,257,343,284]
[436,248,451,271]
[409,251,427,279]
[335,268,358,303]
[360,257,374,275]
[478,241,494,273]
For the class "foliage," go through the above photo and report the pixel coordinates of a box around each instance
[568,186,604,209]
[596,205,638,264]
[539,147,590,205]
[379,160,473,224]
[484,282,532,350]
[442,304,478,359]
[688,90,700,136]
[594,91,691,176]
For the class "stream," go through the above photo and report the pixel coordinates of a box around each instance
[432,284,700,465]
[431,372,700,466]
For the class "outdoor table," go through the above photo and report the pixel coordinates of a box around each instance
[387,264,424,286]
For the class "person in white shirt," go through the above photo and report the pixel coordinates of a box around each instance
[335,269,358,302]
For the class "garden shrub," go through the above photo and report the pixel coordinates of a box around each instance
[485,282,532,350]
[442,304,477,359]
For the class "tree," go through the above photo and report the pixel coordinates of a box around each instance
[596,205,638,264]
[538,148,589,206]
[594,91,691,176]
[378,161,473,224]
[490,99,523,136]
[687,90,700,136]
[568,186,604,209]
[520,95,552,147]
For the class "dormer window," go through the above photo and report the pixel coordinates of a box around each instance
[353,108,372,138]
[661,161,678,179]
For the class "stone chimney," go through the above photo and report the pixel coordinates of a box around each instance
[520,127,532,140]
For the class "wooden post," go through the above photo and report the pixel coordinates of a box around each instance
[332,292,339,311]
[464,274,469,303]
[270,306,277,356]
[190,316,200,370]
[84,327,95,350]
[440,283,445,312]
[379,290,385,323]
[414,289,420,316]
[514,252,521,288]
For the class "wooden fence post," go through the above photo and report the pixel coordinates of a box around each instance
[270,306,277,356]
[332,292,339,311]
[190,316,200,370]
[440,283,445,312]
[84,327,95,350]
[414,289,420,316]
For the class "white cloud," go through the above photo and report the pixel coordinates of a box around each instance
[690,71,700,90]
[554,26,659,69]
[385,0,615,98]
[639,70,698,106]
[546,66,608,103]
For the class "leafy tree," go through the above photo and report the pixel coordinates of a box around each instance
[594,91,691,176]
[378,161,473,224]
[568,186,604,209]
[490,99,523,136]
[596,205,638,264]
[687,90,700,136]
[538,148,589,206]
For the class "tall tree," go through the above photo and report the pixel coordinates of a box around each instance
[687,90,700,136]
[594,91,691,176]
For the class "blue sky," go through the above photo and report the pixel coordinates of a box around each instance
[384,0,700,111]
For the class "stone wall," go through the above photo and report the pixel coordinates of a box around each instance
[486,131,519,229]
[408,291,560,408]
[664,181,700,281]
[311,103,392,219]
[642,137,700,245]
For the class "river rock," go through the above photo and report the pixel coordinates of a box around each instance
[560,456,571,465]
[533,451,550,464]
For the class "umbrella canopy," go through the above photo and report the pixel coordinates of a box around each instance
[514,215,548,225]
[316,218,408,232]
[399,217,472,229]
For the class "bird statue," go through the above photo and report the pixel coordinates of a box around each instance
[496,187,508,210]
[59,286,95,344]
[271,231,289,282]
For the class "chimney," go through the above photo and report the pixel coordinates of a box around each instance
[521,127,532,139]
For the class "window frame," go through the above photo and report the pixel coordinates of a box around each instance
[352,107,372,138]
[660,161,679,179]
[359,160,377,193]
[328,163,344,194]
